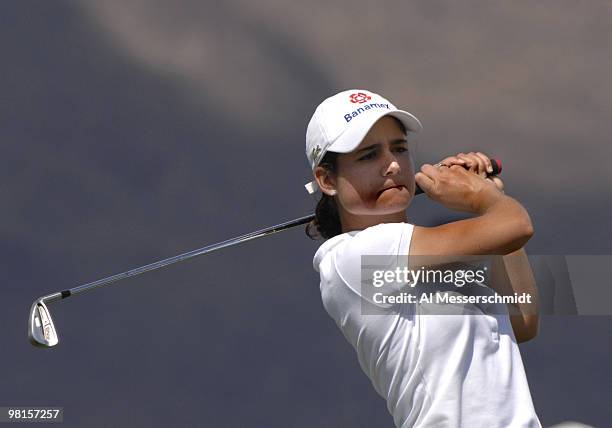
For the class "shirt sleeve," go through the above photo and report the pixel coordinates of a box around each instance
[332,223,415,305]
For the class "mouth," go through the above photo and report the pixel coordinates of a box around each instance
[377,185,406,197]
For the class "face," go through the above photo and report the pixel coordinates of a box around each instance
[316,116,416,217]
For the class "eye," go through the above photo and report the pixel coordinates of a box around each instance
[358,151,376,161]
[394,146,408,154]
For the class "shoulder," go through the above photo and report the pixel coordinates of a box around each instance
[344,222,414,256]
[313,222,414,273]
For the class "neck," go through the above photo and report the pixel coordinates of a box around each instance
[339,209,408,233]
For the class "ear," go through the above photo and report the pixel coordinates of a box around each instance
[314,166,337,196]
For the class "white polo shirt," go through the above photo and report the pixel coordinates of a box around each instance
[313,222,541,428]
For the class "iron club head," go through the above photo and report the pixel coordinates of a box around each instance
[29,299,59,348]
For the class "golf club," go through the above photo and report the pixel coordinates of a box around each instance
[28,213,314,348]
[29,159,502,348]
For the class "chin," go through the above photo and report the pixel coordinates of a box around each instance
[351,200,411,216]
[375,189,412,210]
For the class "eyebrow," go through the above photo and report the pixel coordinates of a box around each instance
[355,139,408,155]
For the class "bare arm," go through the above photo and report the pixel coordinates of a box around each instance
[489,248,540,343]
[409,152,538,341]
[410,162,533,259]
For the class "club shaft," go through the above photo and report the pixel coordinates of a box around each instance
[54,214,314,300]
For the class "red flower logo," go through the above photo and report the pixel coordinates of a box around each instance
[349,92,371,104]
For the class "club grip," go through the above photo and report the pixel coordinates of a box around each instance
[415,158,502,195]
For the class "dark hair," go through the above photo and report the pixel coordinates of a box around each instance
[305,151,342,240]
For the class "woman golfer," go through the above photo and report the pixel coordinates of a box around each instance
[305,89,541,427]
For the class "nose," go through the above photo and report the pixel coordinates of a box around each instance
[383,153,401,176]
